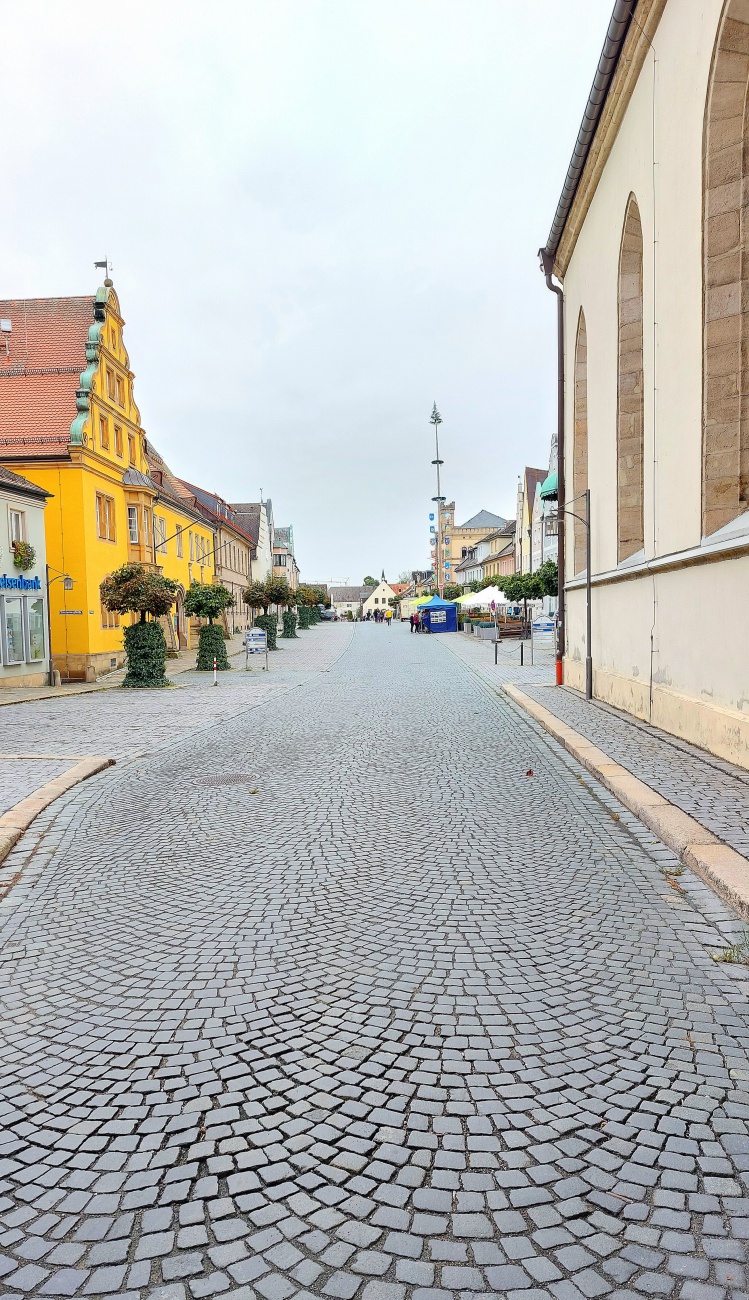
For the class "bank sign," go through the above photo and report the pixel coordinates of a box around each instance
[0,574,41,591]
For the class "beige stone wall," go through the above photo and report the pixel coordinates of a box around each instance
[561,0,749,766]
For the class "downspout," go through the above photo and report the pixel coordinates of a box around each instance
[540,250,565,686]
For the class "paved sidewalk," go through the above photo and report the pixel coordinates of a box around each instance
[0,630,252,706]
[0,623,748,1300]
[521,685,749,862]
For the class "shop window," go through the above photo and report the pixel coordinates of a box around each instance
[9,509,25,543]
[3,597,24,664]
[114,425,123,457]
[127,506,139,544]
[99,416,110,450]
[95,492,116,541]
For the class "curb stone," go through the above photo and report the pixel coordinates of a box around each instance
[504,682,749,921]
[0,756,114,865]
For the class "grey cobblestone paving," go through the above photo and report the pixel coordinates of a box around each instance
[0,623,748,1300]
[0,625,354,761]
[0,759,76,816]
[519,683,749,861]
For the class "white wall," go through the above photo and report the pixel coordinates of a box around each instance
[0,486,49,684]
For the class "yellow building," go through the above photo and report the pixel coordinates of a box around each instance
[0,281,215,679]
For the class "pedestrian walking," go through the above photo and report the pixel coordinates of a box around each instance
[385,608,392,627]
[414,612,421,633]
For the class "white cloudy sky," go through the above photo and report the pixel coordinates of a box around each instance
[1,1,608,583]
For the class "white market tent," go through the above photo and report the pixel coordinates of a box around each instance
[456,587,504,607]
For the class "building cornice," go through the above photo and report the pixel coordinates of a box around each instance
[554,0,667,278]
[566,529,749,591]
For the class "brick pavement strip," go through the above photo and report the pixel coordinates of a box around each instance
[0,623,748,1300]
[505,684,749,923]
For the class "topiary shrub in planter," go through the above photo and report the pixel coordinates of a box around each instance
[297,604,311,629]
[122,620,170,688]
[100,563,178,688]
[281,608,298,638]
[254,612,277,650]
[196,622,229,670]
[184,582,235,670]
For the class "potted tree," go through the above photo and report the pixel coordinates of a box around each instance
[100,563,178,688]
[184,581,236,670]
[265,576,295,644]
[295,585,316,630]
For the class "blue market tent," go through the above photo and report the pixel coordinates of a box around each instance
[419,595,458,634]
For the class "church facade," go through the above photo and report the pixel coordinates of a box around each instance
[544,0,749,767]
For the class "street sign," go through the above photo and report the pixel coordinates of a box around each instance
[245,628,269,671]
[429,513,434,521]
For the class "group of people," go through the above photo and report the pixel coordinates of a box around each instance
[409,612,424,633]
[365,608,392,625]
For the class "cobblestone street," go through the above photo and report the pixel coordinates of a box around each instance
[1,623,748,1300]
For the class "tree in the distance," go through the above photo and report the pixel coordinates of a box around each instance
[442,583,462,601]
[100,563,178,688]
[184,582,235,670]
[363,575,377,586]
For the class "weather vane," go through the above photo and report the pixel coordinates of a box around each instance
[94,257,113,286]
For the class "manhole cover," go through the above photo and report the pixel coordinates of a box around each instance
[201,774,258,787]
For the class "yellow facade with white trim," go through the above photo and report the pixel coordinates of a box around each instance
[8,284,215,680]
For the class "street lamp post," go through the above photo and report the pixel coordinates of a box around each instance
[430,403,445,597]
[545,488,592,702]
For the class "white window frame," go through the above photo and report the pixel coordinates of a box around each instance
[127,506,139,544]
[9,508,26,544]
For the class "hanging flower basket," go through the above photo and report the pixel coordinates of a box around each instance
[12,540,35,571]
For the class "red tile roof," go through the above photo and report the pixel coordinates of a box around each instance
[0,295,95,457]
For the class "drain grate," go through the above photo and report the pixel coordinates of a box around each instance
[201,774,258,787]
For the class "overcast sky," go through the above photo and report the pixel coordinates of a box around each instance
[1,1,608,583]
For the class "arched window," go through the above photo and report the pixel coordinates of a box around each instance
[617,195,644,561]
[703,0,749,536]
[573,309,588,574]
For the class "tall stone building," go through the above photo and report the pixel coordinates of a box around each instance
[542,0,749,766]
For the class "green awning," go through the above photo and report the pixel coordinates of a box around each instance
[540,469,558,500]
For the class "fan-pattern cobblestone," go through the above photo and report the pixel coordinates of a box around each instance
[0,624,747,1300]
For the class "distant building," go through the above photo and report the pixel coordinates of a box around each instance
[231,500,274,584]
[515,469,546,574]
[435,504,507,588]
[272,525,299,590]
[174,477,254,632]
[330,585,368,616]
[361,580,396,616]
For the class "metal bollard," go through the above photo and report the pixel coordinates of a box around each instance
[494,640,498,666]
[520,643,524,667]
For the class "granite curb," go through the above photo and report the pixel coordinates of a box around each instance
[0,755,114,864]
[504,681,749,922]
